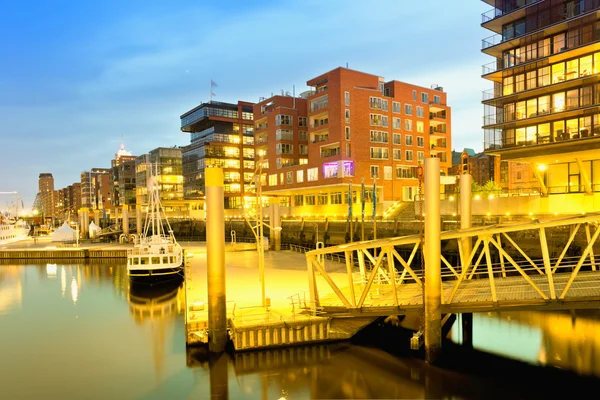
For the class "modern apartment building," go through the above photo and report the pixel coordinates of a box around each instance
[80,168,112,212]
[110,143,137,207]
[135,147,183,205]
[38,173,54,222]
[257,67,452,216]
[482,0,600,197]
[54,183,81,223]
[180,101,255,210]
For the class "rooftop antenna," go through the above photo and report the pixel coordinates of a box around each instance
[346,62,349,68]
[293,85,296,108]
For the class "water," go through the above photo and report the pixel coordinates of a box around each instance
[1,262,600,399]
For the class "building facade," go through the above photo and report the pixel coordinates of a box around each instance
[180,101,255,209]
[110,143,137,207]
[135,147,183,206]
[257,67,452,216]
[38,173,54,222]
[482,0,600,197]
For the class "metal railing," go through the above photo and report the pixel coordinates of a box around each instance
[481,0,542,24]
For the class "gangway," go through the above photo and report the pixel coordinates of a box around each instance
[304,212,600,315]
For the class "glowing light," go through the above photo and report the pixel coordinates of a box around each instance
[529,212,533,216]
[488,194,494,200]
[474,195,481,200]
[71,277,78,304]
[537,164,547,172]
[452,213,456,217]
[449,195,454,201]
[487,212,491,216]
[554,212,558,215]
[505,212,510,216]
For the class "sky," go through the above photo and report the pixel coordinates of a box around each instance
[0,0,490,210]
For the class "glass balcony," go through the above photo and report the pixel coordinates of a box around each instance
[481,0,542,24]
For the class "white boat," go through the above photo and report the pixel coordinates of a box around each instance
[0,215,30,244]
[127,166,183,285]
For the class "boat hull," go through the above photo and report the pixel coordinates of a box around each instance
[128,267,184,286]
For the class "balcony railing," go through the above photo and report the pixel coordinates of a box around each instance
[481,0,542,24]
[482,4,594,50]
[429,112,446,120]
[320,148,341,158]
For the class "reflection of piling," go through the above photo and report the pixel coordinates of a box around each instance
[93,209,100,226]
[209,353,229,399]
[206,168,227,353]
[269,198,281,251]
[424,158,441,364]
[462,313,473,349]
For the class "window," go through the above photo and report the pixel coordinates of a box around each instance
[276,129,293,141]
[416,121,424,133]
[412,90,417,101]
[405,104,413,115]
[269,174,277,186]
[370,147,389,159]
[323,163,338,178]
[370,165,380,178]
[294,194,303,206]
[393,117,401,129]
[298,130,308,141]
[305,195,315,205]
[405,119,413,131]
[345,126,351,140]
[318,193,328,205]
[307,167,318,181]
[345,109,350,123]
[331,192,342,204]
[421,92,428,103]
[370,97,383,109]
[396,166,418,179]
[406,150,413,161]
[276,143,293,154]
[310,95,328,112]
[417,151,424,162]
[393,133,401,145]
[393,101,401,113]
[345,91,350,106]
[370,130,388,143]
[384,166,392,180]
[286,171,293,184]
[296,170,304,183]
[298,144,308,155]
[393,149,402,160]
[416,106,424,118]
[298,117,307,127]
[433,95,441,105]
[417,136,424,147]
[382,99,388,111]
[370,114,385,126]
[346,143,351,157]
[406,135,413,146]
[276,114,292,125]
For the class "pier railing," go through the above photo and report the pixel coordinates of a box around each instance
[304,212,600,314]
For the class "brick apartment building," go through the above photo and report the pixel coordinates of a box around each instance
[255,67,452,217]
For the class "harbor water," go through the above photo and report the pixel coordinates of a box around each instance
[1,261,600,399]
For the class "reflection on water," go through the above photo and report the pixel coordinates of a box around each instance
[1,262,600,399]
[451,310,600,378]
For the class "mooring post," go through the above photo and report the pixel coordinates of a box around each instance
[81,208,89,238]
[206,167,227,353]
[424,157,441,364]
[122,205,129,235]
[270,197,281,251]
[136,204,142,235]
[460,174,472,270]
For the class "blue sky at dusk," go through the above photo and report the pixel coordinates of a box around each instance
[0,0,489,209]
